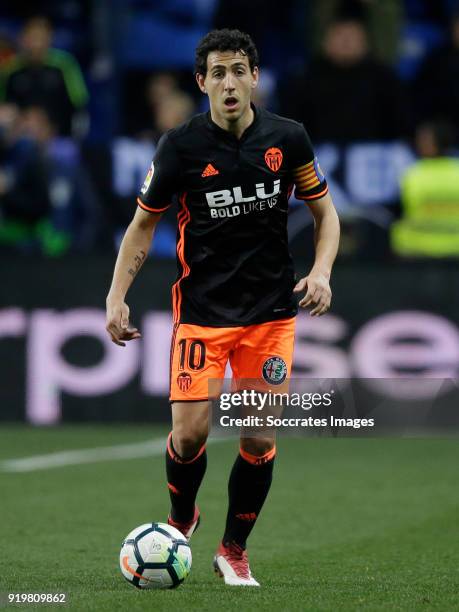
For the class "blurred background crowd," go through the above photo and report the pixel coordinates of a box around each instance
[1,0,459,259]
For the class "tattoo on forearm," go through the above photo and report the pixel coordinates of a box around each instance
[128,250,146,278]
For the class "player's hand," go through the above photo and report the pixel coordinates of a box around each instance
[293,271,331,316]
[105,296,141,347]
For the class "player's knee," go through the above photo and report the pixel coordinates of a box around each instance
[240,437,275,457]
[172,427,207,459]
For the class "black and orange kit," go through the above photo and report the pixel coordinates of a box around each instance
[137,105,328,401]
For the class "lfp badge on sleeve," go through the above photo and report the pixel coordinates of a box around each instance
[141,162,155,195]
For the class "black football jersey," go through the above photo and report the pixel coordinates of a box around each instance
[138,105,328,327]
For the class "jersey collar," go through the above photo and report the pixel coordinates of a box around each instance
[206,103,260,142]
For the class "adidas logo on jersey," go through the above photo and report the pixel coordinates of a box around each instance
[202,163,219,177]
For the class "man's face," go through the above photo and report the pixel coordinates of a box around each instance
[324,22,368,66]
[415,125,438,158]
[21,21,52,62]
[196,50,258,123]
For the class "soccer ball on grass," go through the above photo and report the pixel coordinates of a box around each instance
[119,522,191,589]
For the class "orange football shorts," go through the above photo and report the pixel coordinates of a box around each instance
[169,317,296,402]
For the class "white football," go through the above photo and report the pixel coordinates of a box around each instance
[120,522,192,589]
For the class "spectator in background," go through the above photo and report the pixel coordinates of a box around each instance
[20,104,100,255]
[147,72,179,111]
[155,91,195,135]
[281,17,409,142]
[0,102,98,255]
[0,103,51,253]
[310,0,403,65]
[251,70,277,109]
[134,72,195,141]
[413,14,459,141]
[0,16,88,136]
[391,121,459,257]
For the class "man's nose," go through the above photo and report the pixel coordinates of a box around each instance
[223,73,235,90]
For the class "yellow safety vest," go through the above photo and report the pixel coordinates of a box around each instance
[391,157,459,256]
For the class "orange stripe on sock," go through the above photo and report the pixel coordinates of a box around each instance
[167,432,206,464]
[167,431,175,460]
[236,512,257,521]
[239,445,276,465]
[167,482,180,495]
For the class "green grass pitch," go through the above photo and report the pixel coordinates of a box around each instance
[0,426,458,611]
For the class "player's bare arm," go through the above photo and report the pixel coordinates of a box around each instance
[294,191,340,316]
[106,207,162,346]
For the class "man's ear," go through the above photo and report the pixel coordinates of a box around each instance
[195,73,207,94]
[251,66,259,89]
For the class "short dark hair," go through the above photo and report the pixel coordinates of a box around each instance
[418,120,455,155]
[23,16,53,32]
[194,29,259,76]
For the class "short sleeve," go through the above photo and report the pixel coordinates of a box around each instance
[289,125,328,202]
[137,132,181,213]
